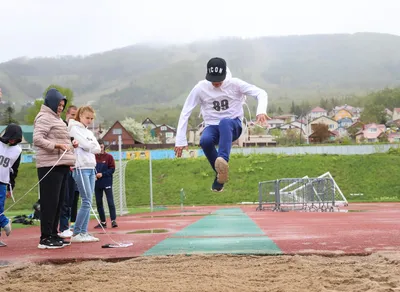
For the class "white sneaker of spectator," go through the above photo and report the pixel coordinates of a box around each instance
[58,229,73,238]
[70,233,87,243]
[83,233,100,242]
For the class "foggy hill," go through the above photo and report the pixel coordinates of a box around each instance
[1,32,400,120]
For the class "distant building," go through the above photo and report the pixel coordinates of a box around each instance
[308,107,327,120]
[273,114,297,123]
[152,124,176,144]
[393,108,400,121]
[332,104,362,119]
[142,117,157,131]
[101,121,142,149]
[309,116,339,134]
[355,123,386,143]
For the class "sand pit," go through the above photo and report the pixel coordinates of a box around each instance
[1,252,400,292]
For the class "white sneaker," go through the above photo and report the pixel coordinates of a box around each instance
[83,233,100,242]
[215,157,229,184]
[58,229,73,238]
[70,233,87,243]
[3,222,11,236]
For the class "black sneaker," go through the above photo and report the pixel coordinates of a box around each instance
[111,220,118,228]
[94,222,107,229]
[52,235,71,246]
[211,177,224,192]
[38,237,64,249]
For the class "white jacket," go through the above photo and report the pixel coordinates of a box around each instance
[0,142,21,186]
[68,119,101,169]
[175,68,268,147]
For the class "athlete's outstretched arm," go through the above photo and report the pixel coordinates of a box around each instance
[237,79,270,126]
[174,85,201,157]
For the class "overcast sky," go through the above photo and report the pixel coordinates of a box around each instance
[0,0,399,63]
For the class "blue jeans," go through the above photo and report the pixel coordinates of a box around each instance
[72,169,96,235]
[200,118,242,172]
[0,184,9,228]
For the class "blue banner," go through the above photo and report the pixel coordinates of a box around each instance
[21,149,204,163]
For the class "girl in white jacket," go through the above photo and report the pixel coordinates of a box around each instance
[68,106,101,243]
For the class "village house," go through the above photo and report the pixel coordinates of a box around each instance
[142,117,157,131]
[101,121,142,149]
[387,132,400,143]
[355,123,386,143]
[337,117,353,128]
[279,121,306,136]
[308,107,327,120]
[273,114,297,123]
[332,104,362,119]
[267,118,286,129]
[308,116,339,137]
[392,108,400,121]
[333,108,353,121]
[308,130,338,143]
[152,124,176,144]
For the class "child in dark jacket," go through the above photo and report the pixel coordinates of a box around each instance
[94,140,118,228]
[0,124,23,247]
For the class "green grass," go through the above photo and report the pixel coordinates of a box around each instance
[125,153,400,206]
[5,152,400,212]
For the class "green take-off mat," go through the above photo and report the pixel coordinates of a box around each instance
[144,208,282,256]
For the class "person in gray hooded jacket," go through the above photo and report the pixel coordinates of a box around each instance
[33,88,77,249]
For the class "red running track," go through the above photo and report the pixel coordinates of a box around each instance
[0,203,399,265]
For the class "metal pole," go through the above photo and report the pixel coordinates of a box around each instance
[299,114,302,144]
[180,188,184,212]
[149,151,153,212]
[118,135,123,216]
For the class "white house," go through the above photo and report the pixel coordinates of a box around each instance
[267,118,286,129]
[308,107,327,120]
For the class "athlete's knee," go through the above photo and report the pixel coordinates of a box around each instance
[200,136,214,149]
[219,118,234,131]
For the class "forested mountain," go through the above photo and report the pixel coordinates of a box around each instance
[1,32,400,123]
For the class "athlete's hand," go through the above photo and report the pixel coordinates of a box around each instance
[72,140,79,148]
[6,191,11,198]
[174,146,188,158]
[256,114,271,127]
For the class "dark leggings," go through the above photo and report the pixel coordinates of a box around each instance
[37,165,69,240]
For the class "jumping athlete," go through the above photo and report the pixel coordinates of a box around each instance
[174,57,269,192]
